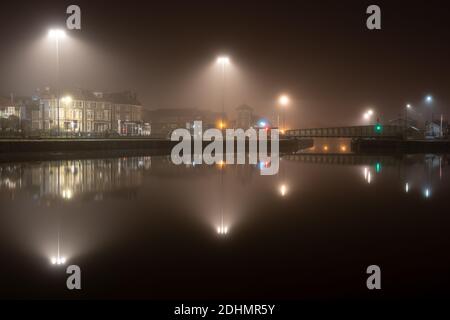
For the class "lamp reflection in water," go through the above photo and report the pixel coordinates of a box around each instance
[50,224,67,265]
[363,167,372,184]
[279,184,288,197]
[424,188,431,198]
[405,182,409,193]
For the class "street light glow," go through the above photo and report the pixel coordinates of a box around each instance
[426,95,433,103]
[217,56,230,65]
[51,256,67,265]
[217,226,228,235]
[48,29,66,39]
[61,96,73,104]
[279,184,288,197]
[278,95,290,106]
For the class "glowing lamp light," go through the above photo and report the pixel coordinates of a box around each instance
[278,95,290,106]
[323,145,329,151]
[259,121,267,127]
[217,226,228,235]
[279,184,288,197]
[48,29,66,39]
[61,96,73,104]
[217,56,230,65]
[51,256,67,265]
[62,189,73,199]
[217,121,226,129]
[340,145,347,152]
[405,182,409,193]
[425,95,433,103]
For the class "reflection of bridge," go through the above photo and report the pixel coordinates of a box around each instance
[284,153,400,166]
[285,125,403,138]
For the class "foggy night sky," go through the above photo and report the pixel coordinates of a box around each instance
[0,0,449,127]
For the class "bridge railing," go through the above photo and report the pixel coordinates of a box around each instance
[285,125,404,138]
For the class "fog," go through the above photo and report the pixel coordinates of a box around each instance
[1,0,449,129]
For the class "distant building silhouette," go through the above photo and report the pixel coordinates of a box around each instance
[235,104,254,129]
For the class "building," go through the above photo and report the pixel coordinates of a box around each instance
[0,96,20,119]
[426,119,448,138]
[235,104,254,129]
[32,88,147,136]
[145,108,224,137]
[0,95,22,133]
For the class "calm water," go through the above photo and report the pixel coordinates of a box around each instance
[0,152,449,299]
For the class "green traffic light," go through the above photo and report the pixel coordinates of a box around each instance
[375,123,383,133]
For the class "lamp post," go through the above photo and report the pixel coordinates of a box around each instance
[48,29,66,136]
[405,104,412,139]
[217,56,230,130]
[216,56,230,238]
[363,109,374,124]
[278,94,290,131]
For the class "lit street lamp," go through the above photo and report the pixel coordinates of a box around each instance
[217,56,230,130]
[277,94,290,131]
[363,109,375,124]
[48,29,67,136]
[405,104,412,138]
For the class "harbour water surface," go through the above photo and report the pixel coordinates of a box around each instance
[0,152,449,299]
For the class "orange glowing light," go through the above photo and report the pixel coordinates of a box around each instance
[217,160,225,169]
[323,145,329,151]
[340,145,347,152]
[217,121,226,129]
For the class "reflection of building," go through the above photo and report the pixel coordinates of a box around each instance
[146,108,224,137]
[0,157,152,201]
[31,88,147,135]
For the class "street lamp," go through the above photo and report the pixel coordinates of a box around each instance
[48,29,67,136]
[363,109,374,123]
[51,256,67,265]
[425,95,434,134]
[277,94,290,131]
[405,104,412,138]
[216,55,230,126]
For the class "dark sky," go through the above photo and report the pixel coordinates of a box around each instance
[0,0,449,127]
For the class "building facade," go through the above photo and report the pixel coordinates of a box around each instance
[32,88,147,136]
[146,108,224,137]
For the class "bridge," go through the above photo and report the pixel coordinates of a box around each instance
[285,125,404,138]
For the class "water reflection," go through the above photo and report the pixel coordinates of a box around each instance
[0,152,449,298]
[0,157,152,202]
